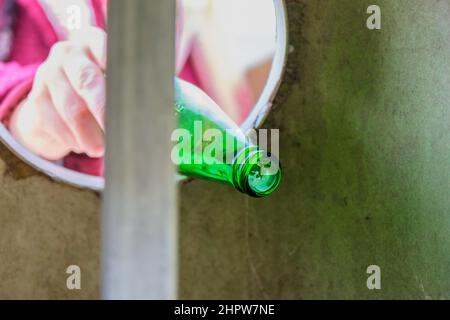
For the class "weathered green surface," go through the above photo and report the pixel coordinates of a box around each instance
[0,0,449,300]
[0,144,99,299]
[179,0,450,299]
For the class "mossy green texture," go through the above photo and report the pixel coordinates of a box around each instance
[180,0,450,299]
[0,143,100,299]
[0,0,448,300]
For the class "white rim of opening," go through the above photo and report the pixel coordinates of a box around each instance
[241,0,288,132]
[0,0,288,192]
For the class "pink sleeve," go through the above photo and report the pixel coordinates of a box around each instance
[0,61,39,121]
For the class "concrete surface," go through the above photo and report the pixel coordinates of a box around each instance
[0,143,99,299]
[0,0,449,299]
[179,0,450,299]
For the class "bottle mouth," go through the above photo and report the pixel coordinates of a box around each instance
[233,148,282,197]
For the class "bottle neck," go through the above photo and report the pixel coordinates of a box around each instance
[232,146,282,198]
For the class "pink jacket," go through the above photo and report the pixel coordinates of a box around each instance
[0,0,107,117]
[0,0,108,175]
[0,0,203,176]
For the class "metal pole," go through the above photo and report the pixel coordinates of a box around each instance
[102,0,177,299]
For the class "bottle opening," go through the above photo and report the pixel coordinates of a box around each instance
[246,160,281,197]
[234,149,282,197]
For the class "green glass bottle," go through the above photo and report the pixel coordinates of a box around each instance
[173,78,281,197]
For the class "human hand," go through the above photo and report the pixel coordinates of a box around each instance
[10,27,107,160]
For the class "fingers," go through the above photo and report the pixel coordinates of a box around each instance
[10,96,72,161]
[45,67,105,158]
[36,88,81,153]
[18,27,108,160]
[71,27,107,70]
[62,50,106,130]
[87,27,107,70]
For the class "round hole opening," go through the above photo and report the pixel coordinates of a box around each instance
[0,0,288,191]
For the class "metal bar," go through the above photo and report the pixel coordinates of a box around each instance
[102,0,177,299]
